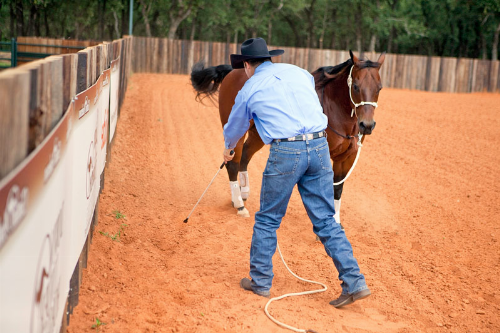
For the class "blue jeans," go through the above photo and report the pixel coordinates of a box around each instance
[249,137,368,295]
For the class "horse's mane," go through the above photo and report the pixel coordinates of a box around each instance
[314,58,379,89]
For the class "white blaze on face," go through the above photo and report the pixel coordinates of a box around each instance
[334,199,341,225]
[238,171,250,200]
[230,181,244,208]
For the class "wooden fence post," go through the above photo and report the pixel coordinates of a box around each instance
[426,56,441,92]
[438,57,457,93]
[0,70,30,178]
[44,56,64,132]
[77,51,88,94]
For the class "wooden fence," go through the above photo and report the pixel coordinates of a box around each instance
[132,36,500,93]
[0,35,132,332]
[17,36,101,54]
[0,37,131,177]
[0,32,497,332]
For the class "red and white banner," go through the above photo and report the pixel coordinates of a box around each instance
[69,67,110,261]
[0,66,111,333]
[0,102,73,332]
[109,57,120,142]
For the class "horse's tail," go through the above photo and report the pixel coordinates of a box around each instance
[190,62,233,103]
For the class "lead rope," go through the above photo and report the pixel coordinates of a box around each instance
[264,240,328,333]
[332,65,378,186]
[333,133,363,186]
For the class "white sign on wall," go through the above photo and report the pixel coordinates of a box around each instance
[0,64,112,333]
[70,68,110,260]
[109,57,120,142]
[0,102,73,333]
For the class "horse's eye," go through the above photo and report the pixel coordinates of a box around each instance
[379,86,383,91]
[353,83,359,92]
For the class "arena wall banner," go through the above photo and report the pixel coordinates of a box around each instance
[69,67,110,262]
[0,68,111,333]
[0,102,74,333]
[98,68,110,176]
[109,57,120,142]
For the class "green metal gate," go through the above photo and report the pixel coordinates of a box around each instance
[0,38,86,68]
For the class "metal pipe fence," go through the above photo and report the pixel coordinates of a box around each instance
[0,38,89,68]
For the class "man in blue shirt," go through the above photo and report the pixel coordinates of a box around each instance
[223,38,370,308]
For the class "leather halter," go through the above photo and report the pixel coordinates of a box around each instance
[347,65,378,117]
[320,79,356,141]
[320,64,376,146]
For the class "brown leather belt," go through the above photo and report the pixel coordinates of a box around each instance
[274,130,326,142]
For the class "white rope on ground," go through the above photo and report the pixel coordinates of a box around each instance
[264,240,328,333]
[333,134,363,186]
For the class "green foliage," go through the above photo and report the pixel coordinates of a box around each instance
[91,317,106,331]
[113,210,126,219]
[0,0,499,59]
[99,223,128,242]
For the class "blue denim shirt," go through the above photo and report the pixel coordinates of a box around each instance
[223,61,327,149]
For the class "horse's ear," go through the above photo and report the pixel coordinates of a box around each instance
[349,50,359,64]
[377,52,386,68]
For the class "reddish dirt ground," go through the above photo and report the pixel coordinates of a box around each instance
[67,74,500,333]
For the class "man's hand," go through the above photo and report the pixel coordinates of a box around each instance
[223,148,234,163]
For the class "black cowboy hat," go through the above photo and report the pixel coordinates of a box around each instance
[230,38,284,69]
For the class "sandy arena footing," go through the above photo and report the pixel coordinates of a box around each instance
[67,74,500,333]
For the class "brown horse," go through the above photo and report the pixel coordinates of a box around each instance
[190,51,385,224]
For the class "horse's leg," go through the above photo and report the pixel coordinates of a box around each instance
[227,136,244,206]
[239,126,264,201]
[226,136,250,217]
[332,161,345,228]
[332,151,357,229]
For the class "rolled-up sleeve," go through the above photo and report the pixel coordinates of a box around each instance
[223,90,252,149]
[310,72,316,88]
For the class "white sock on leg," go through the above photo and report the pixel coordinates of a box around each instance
[230,181,244,208]
[239,171,250,200]
[334,199,341,225]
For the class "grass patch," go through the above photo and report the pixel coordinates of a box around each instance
[91,317,105,331]
[112,210,126,219]
[99,223,128,242]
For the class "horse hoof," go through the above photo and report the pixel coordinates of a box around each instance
[237,207,250,218]
[232,201,244,208]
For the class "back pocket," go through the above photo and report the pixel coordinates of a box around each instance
[314,143,331,170]
[272,149,300,175]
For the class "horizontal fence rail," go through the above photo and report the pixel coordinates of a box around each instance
[0,37,98,68]
[131,36,500,94]
[17,36,101,54]
[17,43,86,49]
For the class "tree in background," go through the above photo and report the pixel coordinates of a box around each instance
[477,0,500,60]
[0,0,498,60]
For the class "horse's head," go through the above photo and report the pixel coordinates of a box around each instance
[348,50,385,135]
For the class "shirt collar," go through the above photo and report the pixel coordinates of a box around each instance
[254,61,273,75]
